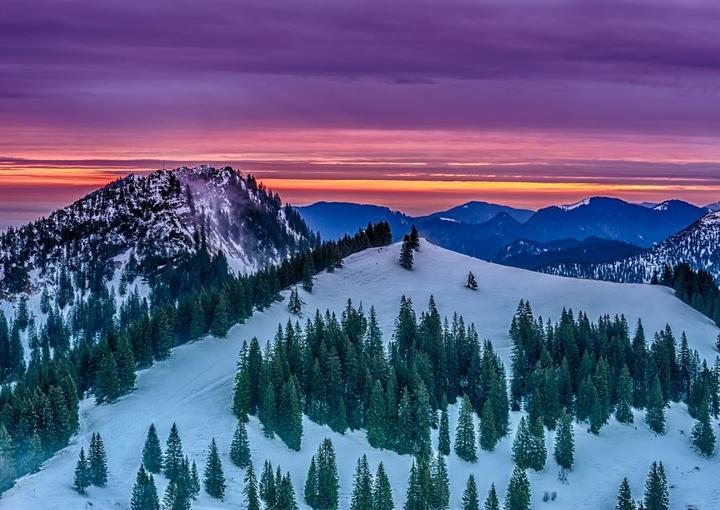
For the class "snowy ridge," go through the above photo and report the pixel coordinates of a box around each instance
[544,210,720,283]
[3,240,719,509]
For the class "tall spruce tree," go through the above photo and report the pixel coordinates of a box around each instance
[616,366,634,424]
[691,395,716,457]
[276,472,299,510]
[307,439,339,510]
[399,236,414,270]
[367,381,387,448]
[230,420,251,468]
[203,438,226,500]
[244,463,261,510]
[261,460,277,507]
[409,225,420,250]
[646,375,666,434]
[479,399,498,451]
[511,417,531,470]
[73,447,90,494]
[504,466,531,510]
[88,432,108,486]
[142,424,163,474]
[164,423,185,481]
[643,462,669,510]
[484,483,500,510]
[130,464,160,510]
[210,292,231,337]
[302,253,315,292]
[461,474,479,510]
[527,417,546,471]
[454,395,477,462]
[430,453,450,510]
[350,455,374,510]
[438,407,451,456]
[553,408,574,472]
[373,462,395,510]
[616,477,636,510]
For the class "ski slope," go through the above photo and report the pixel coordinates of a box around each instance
[4,240,719,509]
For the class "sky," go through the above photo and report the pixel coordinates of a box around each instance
[2,0,720,227]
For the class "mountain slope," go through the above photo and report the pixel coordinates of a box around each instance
[417,201,533,224]
[544,211,720,283]
[4,240,718,510]
[295,202,410,241]
[492,236,643,270]
[0,165,316,296]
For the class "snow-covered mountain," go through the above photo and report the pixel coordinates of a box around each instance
[0,165,316,297]
[3,240,718,509]
[544,210,720,283]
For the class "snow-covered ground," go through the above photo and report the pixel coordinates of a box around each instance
[4,240,719,509]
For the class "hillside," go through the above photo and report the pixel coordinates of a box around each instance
[296,202,410,242]
[4,240,719,509]
[0,165,316,297]
[545,211,720,284]
[416,201,533,224]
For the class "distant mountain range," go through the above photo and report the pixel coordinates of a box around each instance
[544,210,720,283]
[296,196,711,269]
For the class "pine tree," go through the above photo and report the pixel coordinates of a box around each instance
[288,287,304,316]
[73,447,90,494]
[479,399,498,451]
[504,466,531,510]
[308,438,339,510]
[438,407,450,456]
[528,417,546,471]
[511,416,531,470]
[302,253,315,292]
[646,375,666,434]
[553,408,574,472]
[305,456,318,508]
[430,454,449,510]
[276,472,299,510]
[484,483,500,510]
[203,438,226,500]
[190,460,200,498]
[616,366,634,424]
[164,423,185,481]
[95,352,121,403]
[130,465,160,510]
[691,395,716,457]
[466,271,478,290]
[261,460,277,506]
[142,424,163,474]
[461,474,479,510]
[403,462,426,510]
[643,462,669,510]
[232,365,251,422]
[244,463,261,510]
[409,225,420,250]
[454,395,477,462]
[210,292,231,337]
[616,477,636,510]
[367,381,386,448]
[88,432,108,487]
[373,462,395,510]
[399,236,414,270]
[230,420,251,468]
[350,455,374,510]
[259,374,276,438]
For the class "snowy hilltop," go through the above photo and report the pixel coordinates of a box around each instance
[3,240,719,509]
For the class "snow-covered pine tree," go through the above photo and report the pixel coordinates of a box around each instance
[461,474,479,510]
[244,463,261,510]
[646,374,666,434]
[373,462,395,510]
[643,461,669,510]
[288,287,304,316]
[616,477,636,510]
[527,417,546,471]
[229,420,251,467]
[73,447,90,494]
[399,235,414,270]
[454,395,477,462]
[164,423,185,481]
[203,438,226,500]
[504,465,531,510]
[130,464,160,510]
[88,432,108,486]
[484,483,500,510]
[466,271,478,290]
[142,424,163,474]
[553,408,574,472]
[350,455,374,510]
[691,394,716,457]
[190,460,200,498]
[479,399,498,451]
[511,416,531,469]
